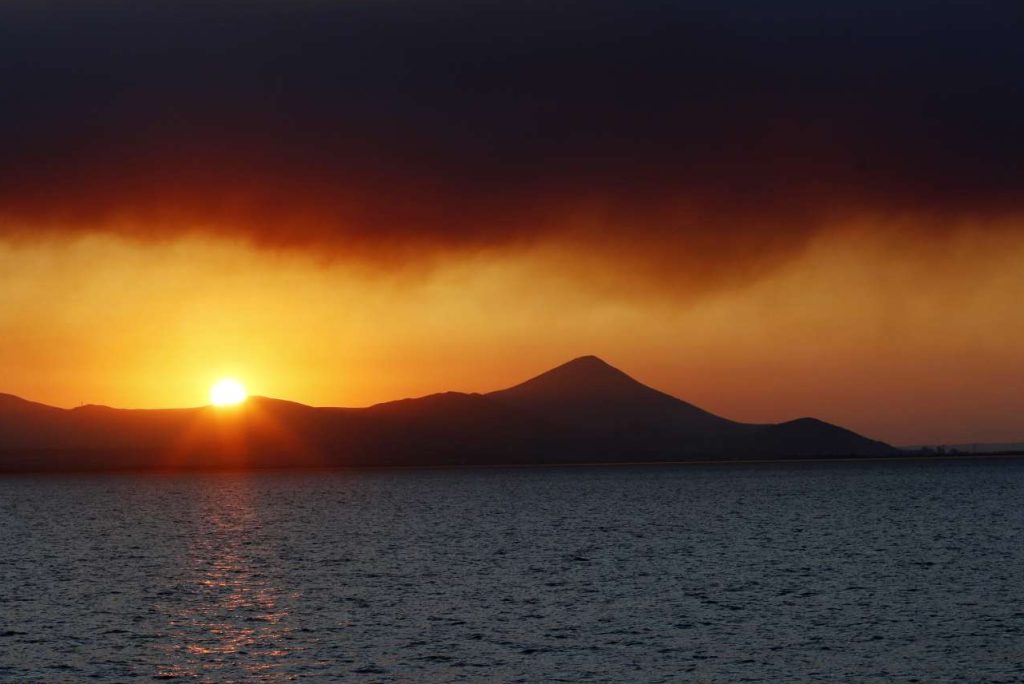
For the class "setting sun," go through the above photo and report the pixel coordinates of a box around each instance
[210,378,247,406]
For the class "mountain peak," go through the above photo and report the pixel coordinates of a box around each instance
[504,355,640,395]
[561,355,615,369]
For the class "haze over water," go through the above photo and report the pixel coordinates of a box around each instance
[2,461,1023,682]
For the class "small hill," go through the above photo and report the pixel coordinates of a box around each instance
[735,418,896,457]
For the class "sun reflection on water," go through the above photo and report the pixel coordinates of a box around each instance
[154,477,300,681]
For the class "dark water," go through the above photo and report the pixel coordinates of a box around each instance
[2,461,1024,683]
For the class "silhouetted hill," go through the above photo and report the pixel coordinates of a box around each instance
[0,393,67,449]
[0,357,899,472]
[733,418,895,457]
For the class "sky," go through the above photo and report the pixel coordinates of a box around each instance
[1,0,1022,445]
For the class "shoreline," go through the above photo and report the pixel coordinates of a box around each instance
[2,450,1023,477]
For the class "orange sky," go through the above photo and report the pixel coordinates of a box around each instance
[1,221,1022,446]
[2,2,1023,448]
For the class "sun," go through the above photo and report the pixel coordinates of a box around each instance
[210,378,248,407]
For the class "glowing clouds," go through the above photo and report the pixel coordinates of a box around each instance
[0,0,1021,293]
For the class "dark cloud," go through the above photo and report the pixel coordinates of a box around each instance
[1,0,1022,278]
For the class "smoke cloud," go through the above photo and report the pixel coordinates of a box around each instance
[2,0,1022,287]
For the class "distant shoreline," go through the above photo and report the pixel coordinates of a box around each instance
[2,450,1023,477]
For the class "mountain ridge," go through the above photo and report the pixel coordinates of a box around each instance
[0,356,897,472]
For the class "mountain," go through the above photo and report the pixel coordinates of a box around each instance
[486,356,753,461]
[488,356,739,434]
[0,356,897,472]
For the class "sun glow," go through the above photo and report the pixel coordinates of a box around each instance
[210,378,247,406]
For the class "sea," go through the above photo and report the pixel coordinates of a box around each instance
[2,459,1023,682]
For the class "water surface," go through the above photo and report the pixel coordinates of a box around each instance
[2,460,1023,682]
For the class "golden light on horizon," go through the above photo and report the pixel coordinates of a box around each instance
[0,228,1021,444]
[210,378,247,407]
